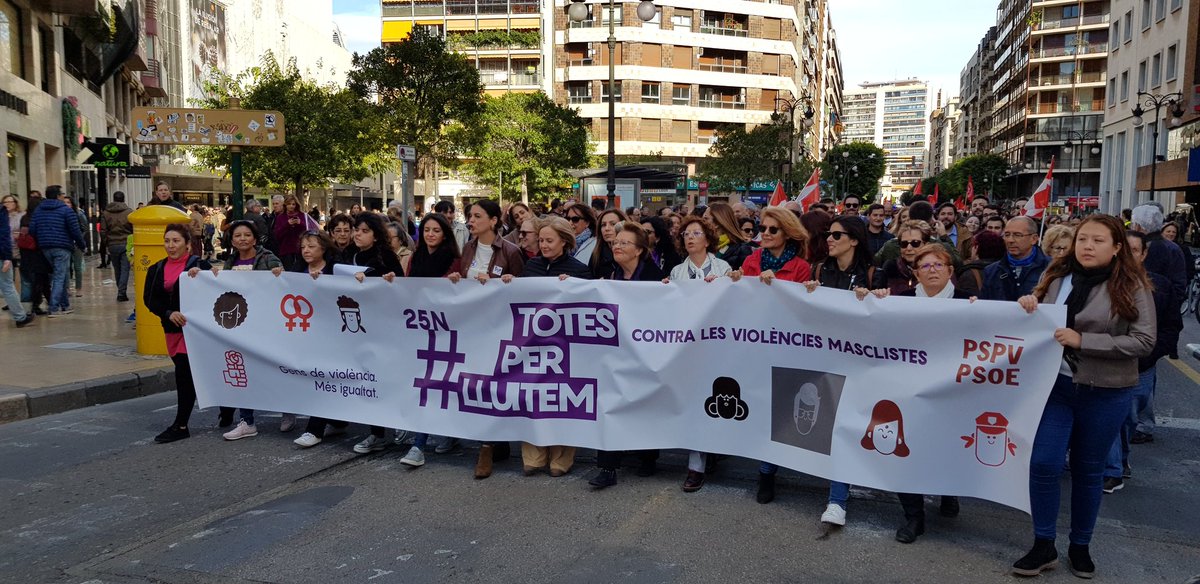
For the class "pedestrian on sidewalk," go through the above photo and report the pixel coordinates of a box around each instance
[17,195,50,315]
[145,224,212,443]
[101,192,133,302]
[63,195,87,298]
[211,220,284,439]
[1014,214,1155,579]
[3,195,24,308]
[28,186,85,316]
[1,203,34,327]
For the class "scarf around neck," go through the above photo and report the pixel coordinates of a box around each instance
[760,242,798,272]
[916,282,955,299]
[575,228,593,250]
[1063,260,1113,371]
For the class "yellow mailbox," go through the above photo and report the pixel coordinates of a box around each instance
[128,205,191,355]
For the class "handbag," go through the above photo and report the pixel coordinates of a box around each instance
[17,229,37,251]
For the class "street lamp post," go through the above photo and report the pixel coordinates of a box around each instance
[567,0,657,209]
[1061,127,1101,202]
[1131,91,1185,202]
[773,96,814,196]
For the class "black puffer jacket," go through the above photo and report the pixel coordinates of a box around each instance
[524,254,593,279]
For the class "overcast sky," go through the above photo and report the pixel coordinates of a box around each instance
[332,0,1000,103]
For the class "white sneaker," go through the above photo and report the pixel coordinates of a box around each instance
[280,413,297,432]
[294,432,322,448]
[820,503,847,526]
[353,435,388,454]
[400,446,425,467]
[223,421,258,441]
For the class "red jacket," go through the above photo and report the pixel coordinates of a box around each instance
[740,248,812,283]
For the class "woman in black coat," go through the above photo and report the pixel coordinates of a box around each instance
[145,224,212,443]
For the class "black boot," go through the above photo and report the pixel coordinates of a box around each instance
[939,495,960,518]
[1012,538,1058,577]
[895,518,925,543]
[756,472,776,504]
[1067,543,1094,579]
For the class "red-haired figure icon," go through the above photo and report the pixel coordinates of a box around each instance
[861,400,910,457]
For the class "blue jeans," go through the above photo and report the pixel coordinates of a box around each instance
[71,247,84,290]
[1,264,27,321]
[1029,374,1132,545]
[43,247,73,312]
[829,481,850,508]
[108,243,130,297]
[1105,368,1156,478]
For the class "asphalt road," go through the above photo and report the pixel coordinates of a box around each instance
[2,318,1199,584]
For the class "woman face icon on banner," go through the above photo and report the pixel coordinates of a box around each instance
[861,400,910,457]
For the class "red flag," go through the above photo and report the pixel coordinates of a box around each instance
[913,181,923,198]
[1024,157,1055,218]
[966,177,975,204]
[798,168,822,210]
[929,184,939,204]
[955,195,966,211]
[768,180,787,207]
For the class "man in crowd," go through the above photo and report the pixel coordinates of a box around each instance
[970,195,988,219]
[980,216,1048,302]
[101,191,133,302]
[28,185,85,316]
[0,199,34,327]
[732,202,750,221]
[434,200,469,252]
[841,194,862,217]
[865,203,894,256]
[150,181,185,212]
[243,199,270,248]
[936,202,962,246]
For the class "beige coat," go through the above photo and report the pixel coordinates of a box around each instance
[1039,276,1156,388]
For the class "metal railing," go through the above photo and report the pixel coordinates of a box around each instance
[568,95,593,104]
[1033,43,1109,58]
[697,62,748,74]
[697,98,746,109]
[699,24,749,37]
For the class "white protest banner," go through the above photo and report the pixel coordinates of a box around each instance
[182,273,1065,511]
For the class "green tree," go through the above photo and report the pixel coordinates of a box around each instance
[191,53,389,200]
[698,121,789,194]
[467,92,592,203]
[940,154,1012,202]
[821,142,887,203]
[347,29,485,196]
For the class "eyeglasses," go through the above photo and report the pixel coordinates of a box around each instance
[682,231,706,239]
[1051,245,1069,253]
[822,231,849,241]
[762,226,781,235]
[917,261,947,272]
[567,216,586,223]
[611,240,636,248]
[1002,232,1035,239]
[518,230,534,237]
[899,240,926,248]
[741,228,755,235]
[844,203,860,209]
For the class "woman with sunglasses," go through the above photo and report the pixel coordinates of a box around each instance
[516,219,538,260]
[589,221,665,489]
[503,202,533,245]
[590,208,627,277]
[639,216,682,271]
[564,203,598,265]
[665,216,732,492]
[872,220,933,295]
[704,203,754,270]
[800,209,833,266]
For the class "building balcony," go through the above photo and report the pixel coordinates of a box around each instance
[1030,71,1107,88]
[1031,43,1109,60]
[483,71,540,86]
[44,0,100,16]
[699,24,750,37]
[1034,13,1109,33]
[141,59,166,98]
[697,98,746,110]
[1028,101,1106,115]
[385,0,539,17]
[125,42,148,72]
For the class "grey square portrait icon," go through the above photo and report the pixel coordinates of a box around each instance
[769,367,846,456]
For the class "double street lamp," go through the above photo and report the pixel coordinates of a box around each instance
[567,0,657,209]
[1061,128,1101,200]
[1131,91,1185,200]
[834,150,856,202]
[773,96,815,195]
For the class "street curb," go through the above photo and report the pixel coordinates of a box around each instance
[0,367,176,425]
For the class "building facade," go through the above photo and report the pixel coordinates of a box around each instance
[840,79,931,193]
[928,96,960,176]
[1100,0,1192,212]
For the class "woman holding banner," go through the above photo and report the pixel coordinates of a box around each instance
[147,224,211,444]
[499,216,590,476]
[337,213,404,456]
[872,220,932,296]
[665,216,732,493]
[291,231,352,449]
[451,200,525,480]
[589,221,665,490]
[729,207,811,504]
[703,203,754,270]
[1014,215,1154,579]
[802,215,874,525]
[214,220,284,440]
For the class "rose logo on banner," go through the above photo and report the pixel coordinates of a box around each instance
[861,400,910,457]
[962,412,1018,467]
[222,350,248,387]
[212,292,248,329]
[704,377,748,421]
[336,296,365,334]
[280,294,314,332]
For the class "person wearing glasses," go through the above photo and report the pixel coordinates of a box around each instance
[589,221,666,490]
[980,216,1050,302]
[515,219,538,260]
[1041,225,1074,260]
[502,202,533,246]
[326,214,354,260]
[640,216,682,271]
[703,203,753,270]
[738,217,758,242]
[877,244,971,542]
[841,194,862,217]
[564,204,598,265]
[590,208,627,277]
[872,220,933,295]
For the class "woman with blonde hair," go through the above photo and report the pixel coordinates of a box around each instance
[1041,224,1074,260]
[731,207,812,286]
[704,203,754,269]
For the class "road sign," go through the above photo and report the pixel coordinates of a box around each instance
[396,145,416,162]
[130,106,286,147]
[82,140,130,169]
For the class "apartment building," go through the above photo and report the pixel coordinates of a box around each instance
[928,96,961,176]
[1099,0,1192,212]
[840,79,931,192]
[954,26,996,160]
